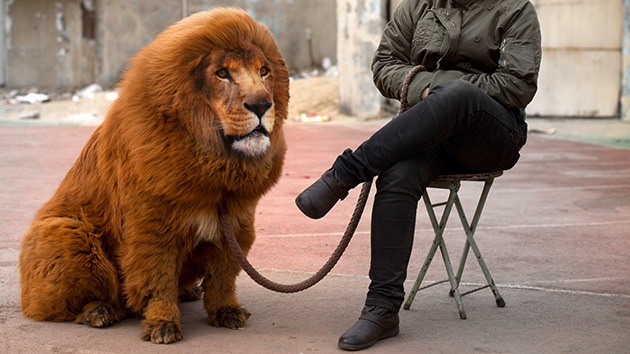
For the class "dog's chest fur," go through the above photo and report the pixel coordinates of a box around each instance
[188,210,221,244]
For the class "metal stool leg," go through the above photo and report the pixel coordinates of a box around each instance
[403,202,442,310]
[404,190,448,310]
[452,178,506,307]
[404,181,467,319]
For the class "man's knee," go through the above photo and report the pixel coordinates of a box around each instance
[375,161,431,200]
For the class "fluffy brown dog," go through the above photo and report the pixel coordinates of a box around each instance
[19,8,289,344]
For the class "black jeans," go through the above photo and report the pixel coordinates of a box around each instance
[332,80,527,313]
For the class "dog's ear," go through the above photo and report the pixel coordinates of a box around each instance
[191,54,209,91]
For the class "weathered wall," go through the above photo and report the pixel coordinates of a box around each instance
[4,0,337,89]
[4,0,625,118]
[6,0,97,89]
[191,0,338,72]
[0,1,6,85]
[95,0,181,87]
[96,0,337,87]
[337,0,384,118]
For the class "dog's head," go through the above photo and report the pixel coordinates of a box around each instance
[120,8,290,158]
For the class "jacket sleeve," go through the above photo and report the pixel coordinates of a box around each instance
[460,2,542,109]
[371,0,423,104]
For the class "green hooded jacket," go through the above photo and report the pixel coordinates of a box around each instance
[372,0,542,110]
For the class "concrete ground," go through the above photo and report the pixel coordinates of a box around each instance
[1,117,629,353]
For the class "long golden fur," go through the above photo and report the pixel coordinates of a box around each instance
[19,8,289,344]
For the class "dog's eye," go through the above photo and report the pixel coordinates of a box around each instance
[260,66,270,78]
[216,68,231,81]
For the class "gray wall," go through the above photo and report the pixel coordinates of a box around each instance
[6,0,97,89]
[4,0,337,89]
[0,1,6,85]
[191,0,337,73]
[95,0,181,87]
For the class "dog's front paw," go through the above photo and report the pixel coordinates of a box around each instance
[210,306,251,329]
[75,301,122,328]
[142,320,183,344]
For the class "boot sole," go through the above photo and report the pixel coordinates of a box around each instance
[338,325,400,351]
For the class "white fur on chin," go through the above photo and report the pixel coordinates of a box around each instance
[232,134,271,157]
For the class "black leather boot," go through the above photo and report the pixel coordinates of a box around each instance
[338,305,400,351]
[295,168,350,219]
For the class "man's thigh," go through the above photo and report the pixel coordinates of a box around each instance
[442,112,522,173]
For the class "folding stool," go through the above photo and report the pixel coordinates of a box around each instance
[403,171,506,319]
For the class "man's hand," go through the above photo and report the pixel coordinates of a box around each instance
[421,87,430,101]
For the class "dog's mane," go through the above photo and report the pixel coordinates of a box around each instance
[117,7,289,118]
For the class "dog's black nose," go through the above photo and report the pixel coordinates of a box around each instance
[244,100,272,119]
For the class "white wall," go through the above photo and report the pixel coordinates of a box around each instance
[528,0,622,117]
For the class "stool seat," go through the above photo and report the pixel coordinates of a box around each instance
[433,171,503,182]
[403,170,505,319]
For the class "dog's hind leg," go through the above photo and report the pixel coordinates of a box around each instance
[19,216,122,326]
[178,257,203,302]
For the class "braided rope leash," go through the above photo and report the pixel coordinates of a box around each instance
[398,65,426,114]
[220,64,425,293]
[220,180,372,293]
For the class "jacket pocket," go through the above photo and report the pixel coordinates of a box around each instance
[499,38,537,80]
[411,11,446,68]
